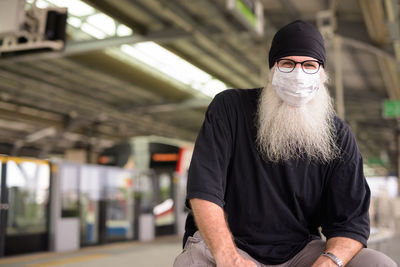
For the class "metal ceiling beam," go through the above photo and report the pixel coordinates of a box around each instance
[38,114,91,157]
[336,36,394,62]
[348,47,389,99]
[0,93,195,155]
[2,64,116,104]
[132,99,211,113]
[67,28,189,53]
[11,126,57,156]
[333,35,345,120]
[24,127,57,143]
[377,57,400,99]
[339,35,400,101]
[359,0,390,46]
[383,0,400,66]
[359,0,400,100]
[0,69,198,141]
[0,28,191,65]
[48,58,164,102]
[166,41,252,88]
[2,63,141,108]
[194,0,272,64]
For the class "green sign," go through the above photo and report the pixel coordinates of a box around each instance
[235,0,257,27]
[383,100,400,117]
[367,157,385,166]
[227,0,263,36]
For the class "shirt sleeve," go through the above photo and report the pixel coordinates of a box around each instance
[186,92,233,208]
[321,122,371,247]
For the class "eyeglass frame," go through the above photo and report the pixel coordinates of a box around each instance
[275,58,323,74]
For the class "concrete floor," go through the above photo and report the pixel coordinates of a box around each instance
[0,235,399,267]
[0,236,182,267]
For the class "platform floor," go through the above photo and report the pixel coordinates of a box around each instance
[0,235,182,267]
[0,235,399,267]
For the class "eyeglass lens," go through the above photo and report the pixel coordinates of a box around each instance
[277,59,321,74]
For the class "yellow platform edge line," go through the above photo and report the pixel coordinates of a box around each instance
[0,242,136,265]
[0,253,58,265]
[25,254,109,267]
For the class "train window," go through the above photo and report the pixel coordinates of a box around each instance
[0,163,2,199]
[6,160,50,235]
[80,166,103,245]
[59,165,79,217]
[154,173,174,228]
[159,173,171,202]
[105,169,134,241]
[136,174,153,213]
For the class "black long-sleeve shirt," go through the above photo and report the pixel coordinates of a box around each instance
[184,88,370,265]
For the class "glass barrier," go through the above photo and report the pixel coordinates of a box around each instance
[80,166,103,245]
[135,173,154,214]
[154,173,174,227]
[6,159,50,235]
[105,168,134,241]
[59,164,79,218]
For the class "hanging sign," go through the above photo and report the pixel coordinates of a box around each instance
[226,0,264,36]
[383,100,400,118]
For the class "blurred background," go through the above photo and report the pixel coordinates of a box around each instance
[0,0,399,266]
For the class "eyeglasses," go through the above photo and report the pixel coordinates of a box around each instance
[276,59,322,74]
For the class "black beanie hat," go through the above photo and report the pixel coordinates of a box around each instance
[268,20,326,69]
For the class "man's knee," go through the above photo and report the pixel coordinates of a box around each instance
[173,232,215,267]
[173,251,191,267]
[348,248,397,267]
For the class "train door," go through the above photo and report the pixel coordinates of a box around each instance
[149,143,180,236]
[79,166,102,246]
[0,160,5,256]
[79,165,135,245]
[153,169,175,236]
[0,157,50,256]
[104,168,134,242]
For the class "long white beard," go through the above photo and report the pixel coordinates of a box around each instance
[256,69,340,163]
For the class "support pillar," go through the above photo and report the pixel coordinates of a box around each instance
[334,35,345,120]
[397,129,400,194]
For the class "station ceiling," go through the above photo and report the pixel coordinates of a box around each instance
[0,0,399,175]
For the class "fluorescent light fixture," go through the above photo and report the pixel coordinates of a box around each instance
[87,13,116,36]
[121,43,227,97]
[117,24,133,36]
[67,16,82,28]
[32,0,228,97]
[36,0,49,8]
[199,80,227,97]
[81,23,107,39]
[46,0,94,16]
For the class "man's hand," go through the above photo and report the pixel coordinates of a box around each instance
[216,252,257,267]
[311,255,338,267]
[190,198,258,267]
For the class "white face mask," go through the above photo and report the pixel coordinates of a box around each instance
[271,67,320,107]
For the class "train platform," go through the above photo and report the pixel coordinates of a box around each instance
[0,234,399,267]
[0,235,182,267]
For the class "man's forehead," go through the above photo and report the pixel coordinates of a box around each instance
[280,55,319,61]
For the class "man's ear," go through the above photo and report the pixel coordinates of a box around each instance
[269,66,276,81]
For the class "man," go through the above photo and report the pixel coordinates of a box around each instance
[174,20,397,267]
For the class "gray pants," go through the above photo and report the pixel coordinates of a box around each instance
[173,231,397,267]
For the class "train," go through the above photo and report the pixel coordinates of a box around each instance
[0,136,193,256]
